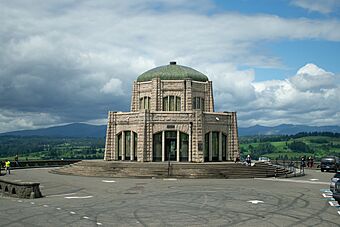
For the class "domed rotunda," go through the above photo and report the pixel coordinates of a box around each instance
[104,62,239,162]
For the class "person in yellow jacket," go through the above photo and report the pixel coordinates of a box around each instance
[5,160,11,175]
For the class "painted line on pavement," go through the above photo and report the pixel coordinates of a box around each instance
[102,180,116,183]
[247,200,264,204]
[64,195,93,199]
[255,178,329,185]
[70,211,76,215]
[46,192,77,198]
[163,178,177,181]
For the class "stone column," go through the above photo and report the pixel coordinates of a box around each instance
[219,131,222,161]
[188,123,192,162]
[162,131,165,162]
[209,131,212,161]
[122,131,125,161]
[130,131,134,161]
[177,130,180,162]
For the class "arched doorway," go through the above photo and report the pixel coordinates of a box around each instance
[204,131,227,162]
[117,131,137,161]
[153,131,189,162]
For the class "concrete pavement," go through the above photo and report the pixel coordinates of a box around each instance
[0,168,339,226]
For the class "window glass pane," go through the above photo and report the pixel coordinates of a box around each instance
[134,132,138,160]
[212,132,219,160]
[176,97,181,111]
[193,97,196,109]
[118,133,122,159]
[125,131,131,159]
[201,98,205,111]
[204,133,209,161]
[169,96,175,111]
[153,132,162,161]
[147,97,150,110]
[222,133,227,160]
[140,98,143,110]
[180,132,188,161]
[163,97,168,111]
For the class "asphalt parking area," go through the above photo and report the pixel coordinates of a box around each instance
[0,168,339,226]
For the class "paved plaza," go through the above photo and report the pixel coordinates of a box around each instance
[0,168,339,226]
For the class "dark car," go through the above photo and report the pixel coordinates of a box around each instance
[330,172,340,193]
[333,179,340,202]
[321,156,340,172]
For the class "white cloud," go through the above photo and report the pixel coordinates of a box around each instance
[0,1,339,131]
[290,63,335,91]
[244,64,340,126]
[100,78,124,95]
[291,0,340,14]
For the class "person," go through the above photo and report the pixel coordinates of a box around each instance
[307,156,312,168]
[300,156,306,174]
[235,156,240,163]
[5,160,11,175]
[246,155,251,166]
[310,157,314,168]
[15,154,19,167]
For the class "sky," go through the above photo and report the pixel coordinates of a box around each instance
[0,0,340,133]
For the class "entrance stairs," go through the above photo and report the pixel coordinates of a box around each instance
[52,160,291,179]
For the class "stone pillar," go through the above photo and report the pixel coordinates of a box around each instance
[188,123,192,162]
[122,131,125,161]
[209,131,212,161]
[130,131,134,161]
[219,131,222,161]
[162,131,165,162]
[177,130,180,162]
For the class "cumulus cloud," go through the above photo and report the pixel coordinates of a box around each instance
[100,78,124,95]
[246,64,340,126]
[0,1,340,132]
[291,0,340,14]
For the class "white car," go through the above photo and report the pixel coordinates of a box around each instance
[258,157,271,162]
[330,172,340,193]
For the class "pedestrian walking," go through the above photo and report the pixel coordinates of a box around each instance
[14,154,19,167]
[5,160,11,175]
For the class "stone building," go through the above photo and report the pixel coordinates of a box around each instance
[104,62,239,162]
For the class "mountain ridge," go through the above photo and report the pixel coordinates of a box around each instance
[1,123,339,137]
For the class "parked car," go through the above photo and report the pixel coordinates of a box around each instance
[258,157,271,162]
[330,172,340,193]
[332,179,340,202]
[320,156,340,172]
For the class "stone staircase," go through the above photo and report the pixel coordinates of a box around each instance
[51,160,291,179]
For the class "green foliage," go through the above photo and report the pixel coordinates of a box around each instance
[240,132,340,161]
[0,136,105,160]
[288,141,311,153]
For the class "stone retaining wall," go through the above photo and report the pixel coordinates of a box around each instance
[0,178,42,199]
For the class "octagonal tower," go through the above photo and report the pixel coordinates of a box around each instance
[105,62,239,163]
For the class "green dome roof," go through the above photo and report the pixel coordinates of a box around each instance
[137,62,209,82]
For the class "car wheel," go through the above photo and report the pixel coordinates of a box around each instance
[321,169,324,172]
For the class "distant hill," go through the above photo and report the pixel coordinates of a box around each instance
[1,123,339,137]
[0,123,106,138]
[238,124,340,136]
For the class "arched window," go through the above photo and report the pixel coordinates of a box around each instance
[140,96,150,110]
[163,96,181,111]
[204,131,227,162]
[117,131,138,161]
[193,97,204,110]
